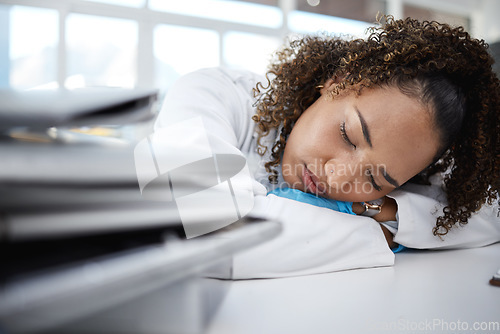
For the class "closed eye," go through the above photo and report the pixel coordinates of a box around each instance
[367,170,382,191]
[340,121,356,149]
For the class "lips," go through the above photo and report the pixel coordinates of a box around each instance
[302,166,327,196]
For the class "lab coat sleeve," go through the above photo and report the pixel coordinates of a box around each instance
[390,182,500,249]
[233,195,394,279]
[155,67,394,279]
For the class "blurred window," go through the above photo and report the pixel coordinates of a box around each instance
[237,0,279,6]
[223,31,281,75]
[154,24,220,90]
[404,5,469,30]
[66,14,138,88]
[289,11,371,38]
[8,5,58,90]
[79,0,146,7]
[0,0,477,92]
[149,0,282,28]
[296,0,386,24]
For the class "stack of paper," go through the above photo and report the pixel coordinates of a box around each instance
[0,87,283,334]
[0,87,188,241]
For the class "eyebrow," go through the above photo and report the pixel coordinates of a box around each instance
[355,107,400,188]
[356,107,372,148]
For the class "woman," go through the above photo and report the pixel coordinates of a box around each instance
[155,17,500,279]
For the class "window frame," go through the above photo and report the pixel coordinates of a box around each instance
[0,0,477,90]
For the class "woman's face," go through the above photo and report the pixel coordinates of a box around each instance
[281,79,441,202]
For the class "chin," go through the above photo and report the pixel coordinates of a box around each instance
[327,192,365,203]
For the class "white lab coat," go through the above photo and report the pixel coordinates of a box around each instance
[155,67,500,279]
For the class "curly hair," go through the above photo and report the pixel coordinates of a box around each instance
[252,16,500,237]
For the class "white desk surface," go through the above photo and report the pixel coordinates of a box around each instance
[206,243,500,334]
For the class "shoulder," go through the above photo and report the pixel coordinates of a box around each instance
[174,67,264,92]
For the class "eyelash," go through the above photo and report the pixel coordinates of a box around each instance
[368,171,382,192]
[340,121,382,192]
[340,122,356,149]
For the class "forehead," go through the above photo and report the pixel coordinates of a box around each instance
[354,85,430,124]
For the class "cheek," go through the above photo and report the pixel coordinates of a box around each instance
[281,154,296,179]
[379,140,438,185]
[330,180,392,202]
[281,136,301,185]
[294,118,340,155]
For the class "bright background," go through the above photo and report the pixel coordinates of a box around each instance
[0,0,498,95]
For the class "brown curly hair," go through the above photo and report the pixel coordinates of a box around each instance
[252,16,500,237]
